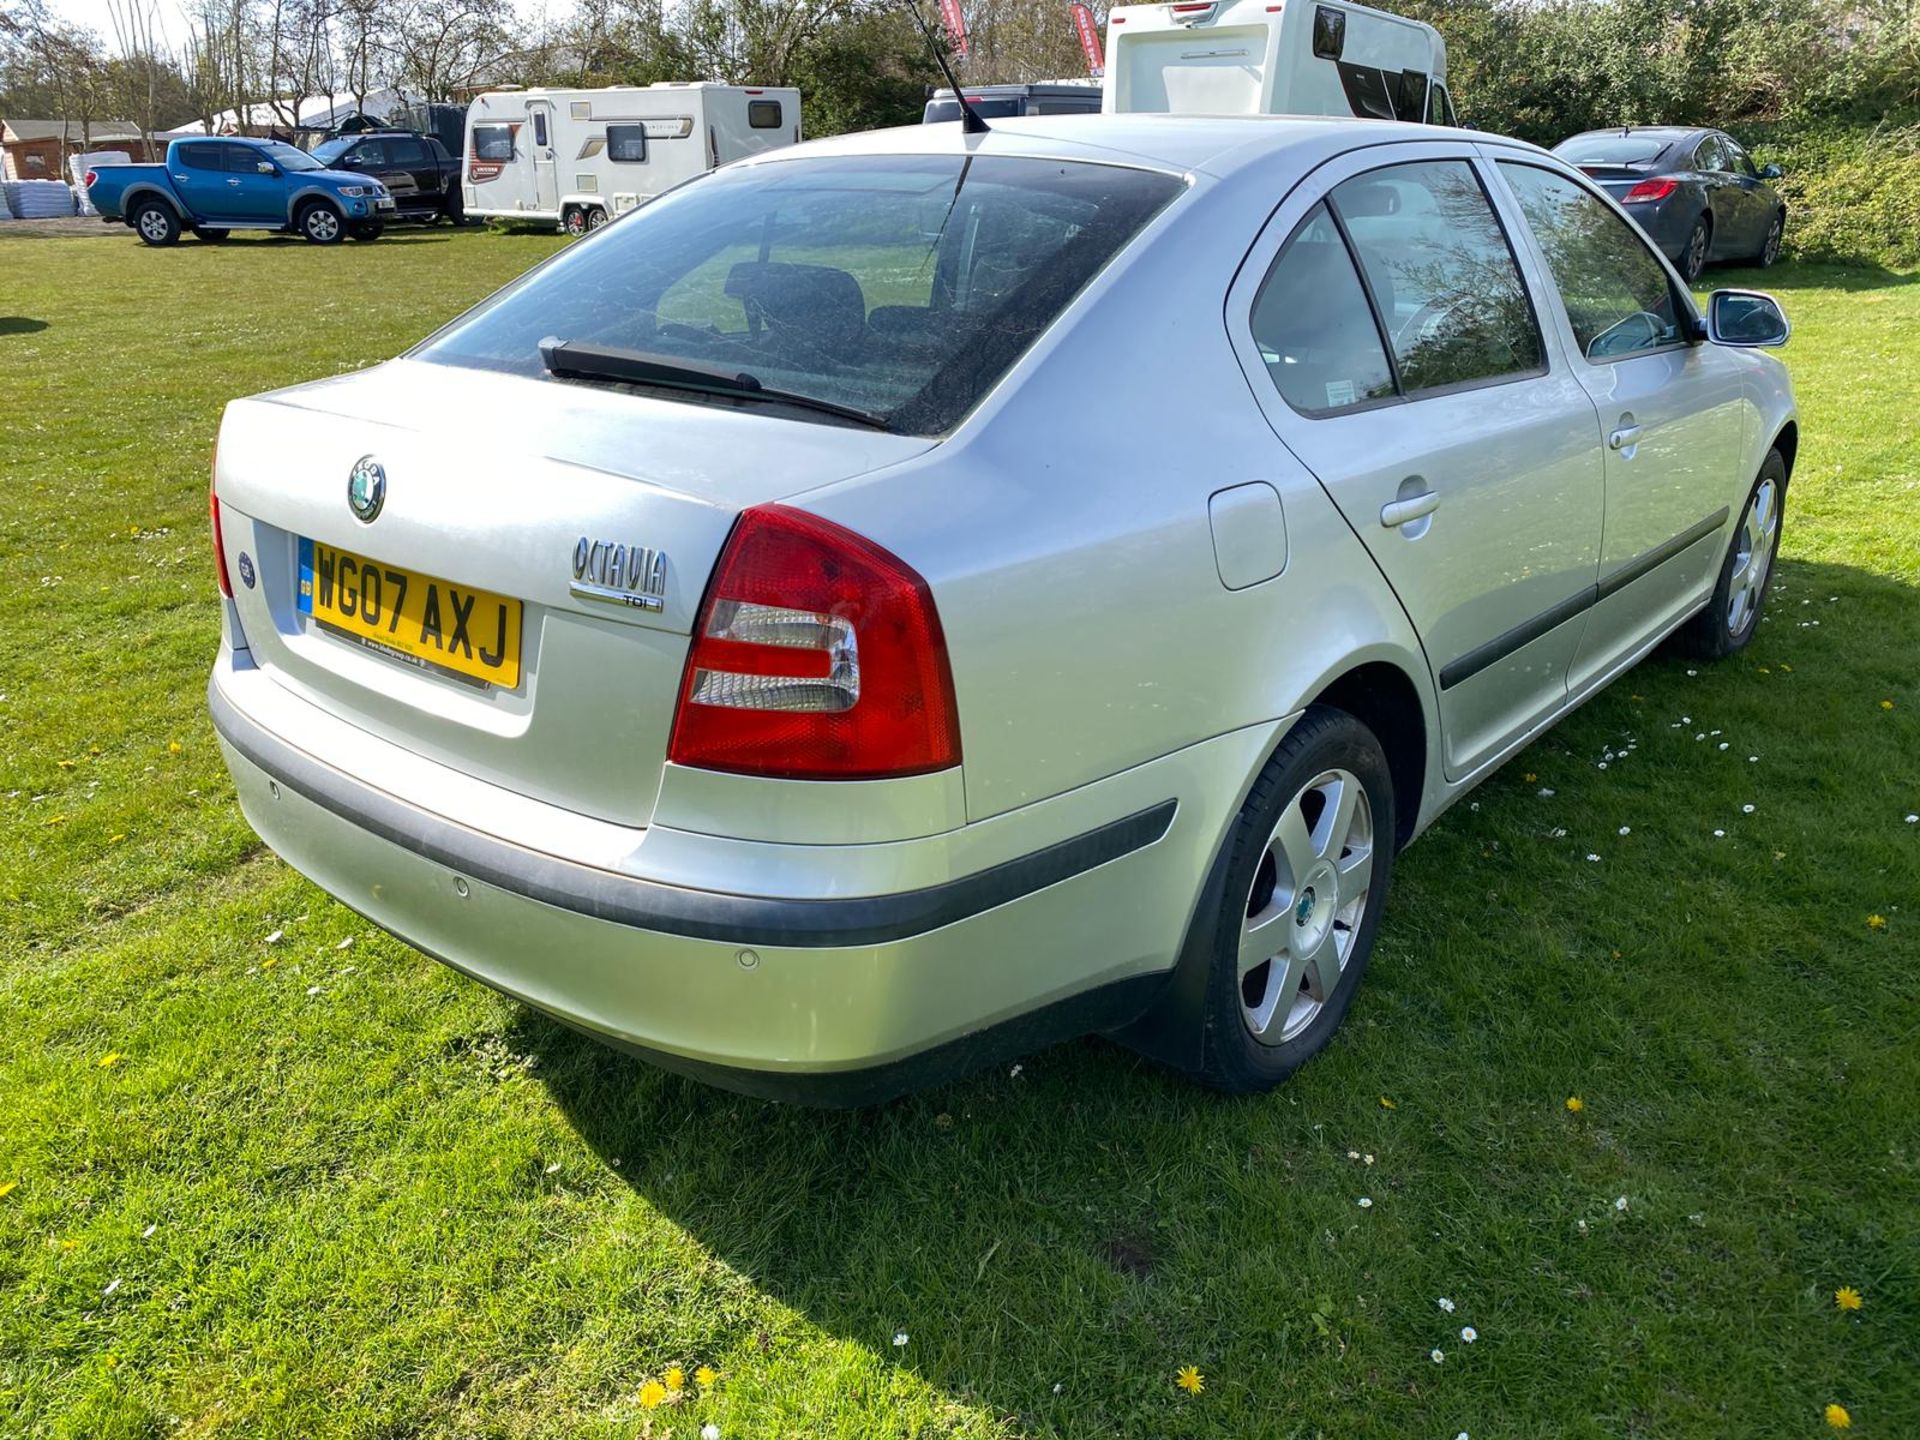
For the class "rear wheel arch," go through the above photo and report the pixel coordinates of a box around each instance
[1306,661,1428,852]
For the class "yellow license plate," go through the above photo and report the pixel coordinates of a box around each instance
[298,538,522,688]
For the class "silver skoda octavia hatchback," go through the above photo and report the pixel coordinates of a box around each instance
[209,116,1796,1103]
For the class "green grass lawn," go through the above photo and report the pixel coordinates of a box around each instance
[2,228,1917,1440]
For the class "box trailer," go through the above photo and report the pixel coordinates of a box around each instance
[1102,0,1452,124]
[462,82,802,233]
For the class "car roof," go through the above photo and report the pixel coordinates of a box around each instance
[1562,126,1703,146]
[764,114,1548,180]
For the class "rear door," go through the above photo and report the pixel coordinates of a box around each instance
[1229,143,1606,778]
[1492,158,1746,690]
[170,141,237,219]
[388,136,441,201]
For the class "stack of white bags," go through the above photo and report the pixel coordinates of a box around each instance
[68,151,130,216]
[2,178,79,219]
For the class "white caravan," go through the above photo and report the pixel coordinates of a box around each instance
[1103,0,1451,124]
[462,83,803,233]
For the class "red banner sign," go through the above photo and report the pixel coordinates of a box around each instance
[938,0,970,57]
[1071,3,1105,77]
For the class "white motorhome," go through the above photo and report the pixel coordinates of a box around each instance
[1103,0,1452,124]
[462,82,803,233]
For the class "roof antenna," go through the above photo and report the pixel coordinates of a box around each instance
[906,0,990,134]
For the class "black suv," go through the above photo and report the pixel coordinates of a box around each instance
[310,131,465,224]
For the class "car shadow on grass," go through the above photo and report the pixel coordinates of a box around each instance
[1716,258,1918,291]
[0,316,49,335]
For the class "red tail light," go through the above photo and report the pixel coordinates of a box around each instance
[210,471,233,598]
[1622,178,1678,204]
[669,505,960,780]
[83,168,98,188]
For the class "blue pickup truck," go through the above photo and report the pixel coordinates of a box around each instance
[88,135,396,246]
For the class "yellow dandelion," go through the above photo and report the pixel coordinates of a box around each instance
[1175,1365,1204,1395]
[1826,1403,1852,1429]
[97,1052,122,1068]
[1835,1286,1862,1311]
[695,1365,718,1388]
[108,833,126,844]
[1524,772,1537,783]
[1565,1096,1584,1113]
[638,1379,667,1409]
[58,758,76,770]
[262,956,279,969]
[1881,700,1894,710]
[0,1180,18,1199]
[665,1367,685,1391]
[1780,664,1792,673]
[1379,1096,1397,1110]
[168,740,183,753]
[1758,666,1770,674]
[1867,915,1887,930]
[43,814,66,827]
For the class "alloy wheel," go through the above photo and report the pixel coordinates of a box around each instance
[305,208,340,242]
[1239,767,1375,1044]
[1727,477,1779,637]
[1763,217,1783,266]
[1685,222,1709,281]
[137,208,170,242]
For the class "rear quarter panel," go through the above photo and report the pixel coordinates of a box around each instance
[796,158,1436,825]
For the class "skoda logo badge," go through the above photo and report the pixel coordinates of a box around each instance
[347,456,386,523]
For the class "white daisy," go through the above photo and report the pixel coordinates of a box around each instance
[1431,1348,1445,1364]
[893,1331,909,1347]
[1357,1197,1373,1209]
[1615,1195,1629,1211]
[1461,1326,1477,1343]
[1438,1297,1456,1313]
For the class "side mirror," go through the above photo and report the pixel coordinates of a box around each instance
[256,160,276,175]
[1707,289,1789,348]
[1758,163,1783,180]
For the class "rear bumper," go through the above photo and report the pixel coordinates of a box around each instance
[208,662,1283,1101]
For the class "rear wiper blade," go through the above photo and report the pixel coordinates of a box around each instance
[538,338,892,430]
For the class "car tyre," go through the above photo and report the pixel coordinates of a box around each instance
[192,226,229,243]
[1678,215,1711,284]
[584,205,608,232]
[1677,449,1787,660]
[562,205,588,237]
[298,200,345,245]
[1195,706,1396,1094]
[347,221,384,242]
[1755,210,1784,267]
[132,199,180,247]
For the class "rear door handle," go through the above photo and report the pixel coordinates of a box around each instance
[1609,425,1643,450]
[1380,490,1441,528]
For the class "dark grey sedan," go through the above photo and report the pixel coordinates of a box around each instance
[1553,127,1786,282]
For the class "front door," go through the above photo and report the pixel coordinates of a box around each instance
[527,101,557,213]
[1493,159,1747,690]
[1231,144,1606,779]
[221,143,287,221]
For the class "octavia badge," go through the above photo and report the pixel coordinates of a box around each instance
[347,456,386,523]
[571,537,667,612]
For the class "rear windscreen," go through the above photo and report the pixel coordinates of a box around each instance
[416,154,1184,435]
[922,97,1025,123]
[1554,135,1670,167]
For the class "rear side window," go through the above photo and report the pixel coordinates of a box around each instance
[747,100,783,129]
[1250,203,1396,415]
[606,124,647,163]
[1692,134,1728,172]
[473,124,514,161]
[1331,160,1543,394]
[179,142,224,171]
[223,144,264,172]
[389,139,427,165]
[1499,162,1684,361]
